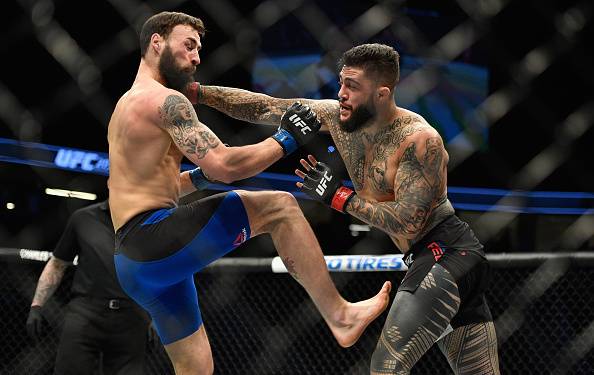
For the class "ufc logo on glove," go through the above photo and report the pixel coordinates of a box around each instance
[316,171,333,195]
[272,102,321,156]
[297,159,355,213]
[289,114,312,135]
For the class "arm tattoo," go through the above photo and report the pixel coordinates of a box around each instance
[200,86,340,129]
[32,258,69,306]
[346,136,446,245]
[201,86,288,124]
[159,94,219,159]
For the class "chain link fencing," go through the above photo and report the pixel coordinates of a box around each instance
[0,0,593,374]
[1,254,592,374]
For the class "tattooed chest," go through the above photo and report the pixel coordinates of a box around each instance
[333,117,426,197]
[337,139,398,198]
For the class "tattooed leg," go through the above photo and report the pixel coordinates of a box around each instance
[371,264,460,374]
[437,322,500,375]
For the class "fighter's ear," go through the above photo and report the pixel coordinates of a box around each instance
[150,33,162,53]
[377,86,391,100]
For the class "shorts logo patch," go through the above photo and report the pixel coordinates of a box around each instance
[404,252,414,267]
[233,228,248,246]
[427,241,444,261]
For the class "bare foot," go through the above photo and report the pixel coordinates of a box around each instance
[329,281,392,348]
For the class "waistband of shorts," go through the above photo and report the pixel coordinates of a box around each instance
[404,215,463,265]
[115,207,168,244]
[404,214,484,267]
[413,215,457,248]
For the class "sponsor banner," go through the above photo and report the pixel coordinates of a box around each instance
[19,249,52,262]
[2,137,593,214]
[17,249,78,265]
[271,254,407,273]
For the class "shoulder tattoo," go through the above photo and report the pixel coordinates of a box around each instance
[159,94,219,159]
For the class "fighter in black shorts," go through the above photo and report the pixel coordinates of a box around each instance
[375,215,498,374]
[193,43,501,373]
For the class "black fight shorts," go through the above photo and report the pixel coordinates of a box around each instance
[399,215,493,328]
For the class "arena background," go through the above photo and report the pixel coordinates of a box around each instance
[0,0,592,374]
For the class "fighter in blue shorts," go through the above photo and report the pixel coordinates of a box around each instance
[107,12,391,375]
[114,192,249,345]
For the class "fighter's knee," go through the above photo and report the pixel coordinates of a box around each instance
[269,191,300,211]
[238,190,297,208]
[238,190,303,235]
[246,190,300,218]
[263,191,302,224]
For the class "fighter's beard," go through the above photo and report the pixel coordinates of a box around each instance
[339,100,375,133]
[158,46,194,92]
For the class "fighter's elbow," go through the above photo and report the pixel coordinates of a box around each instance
[217,171,239,184]
[206,162,240,184]
[205,147,259,183]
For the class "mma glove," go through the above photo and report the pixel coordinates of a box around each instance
[26,305,46,341]
[298,160,355,213]
[271,102,322,156]
[188,167,211,191]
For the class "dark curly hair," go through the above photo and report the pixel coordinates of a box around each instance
[338,43,400,88]
[139,11,205,58]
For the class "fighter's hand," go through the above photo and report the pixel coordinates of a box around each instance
[185,81,201,105]
[26,305,46,341]
[295,155,355,213]
[271,102,322,156]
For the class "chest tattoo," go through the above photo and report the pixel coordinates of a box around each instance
[335,116,425,193]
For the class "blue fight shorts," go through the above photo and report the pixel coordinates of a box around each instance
[114,192,251,345]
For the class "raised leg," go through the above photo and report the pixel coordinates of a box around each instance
[236,189,392,347]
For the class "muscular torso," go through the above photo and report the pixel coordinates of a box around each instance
[107,80,183,231]
[197,86,454,253]
[319,102,454,252]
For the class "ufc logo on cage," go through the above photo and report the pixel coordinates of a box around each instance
[289,114,312,135]
[316,171,333,196]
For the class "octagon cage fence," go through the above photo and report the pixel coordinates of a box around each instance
[1,249,592,375]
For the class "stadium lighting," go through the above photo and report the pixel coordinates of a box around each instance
[45,188,97,201]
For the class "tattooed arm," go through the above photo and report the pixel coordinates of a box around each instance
[31,257,70,307]
[345,131,449,250]
[158,92,283,186]
[199,85,338,132]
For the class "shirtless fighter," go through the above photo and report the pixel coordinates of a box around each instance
[107,13,391,375]
[192,43,501,374]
